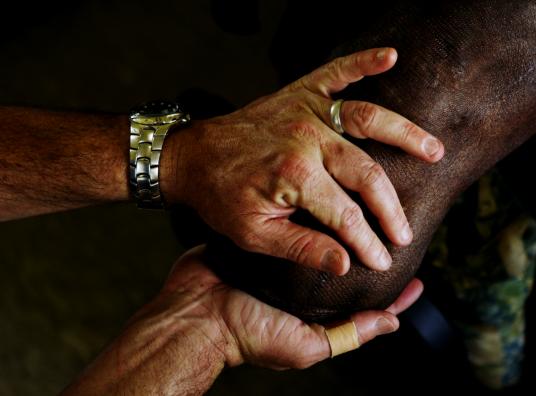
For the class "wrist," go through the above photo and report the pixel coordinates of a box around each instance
[110,115,132,202]
[128,101,190,208]
[63,287,229,396]
[153,278,244,366]
[159,124,197,205]
[151,266,246,368]
[130,287,232,388]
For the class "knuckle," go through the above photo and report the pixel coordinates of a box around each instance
[400,121,418,144]
[275,153,316,187]
[285,78,307,93]
[280,94,310,114]
[329,142,346,158]
[340,205,364,231]
[375,244,387,263]
[391,203,407,225]
[287,119,319,139]
[290,99,310,114]
[352,53,363,68]
[360,161,386,189]
[287,233,315,265]
[363,234,381,259]
[353,102,378,134]
[325,57,342,78]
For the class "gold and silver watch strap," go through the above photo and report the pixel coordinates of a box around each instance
[129,114,189,209]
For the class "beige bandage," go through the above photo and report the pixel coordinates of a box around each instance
[325,321,360,358]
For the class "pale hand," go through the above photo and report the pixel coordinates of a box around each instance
[167,246,424,369]
[61,246,423,395]
[161,48,444,275]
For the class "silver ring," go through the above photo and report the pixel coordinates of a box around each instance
[329,99,345,134]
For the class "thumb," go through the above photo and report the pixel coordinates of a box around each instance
[320,311,399,359]
[352,311,400,346]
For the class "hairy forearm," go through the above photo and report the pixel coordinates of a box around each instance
[62,290,228,396]
[0,106,130,221]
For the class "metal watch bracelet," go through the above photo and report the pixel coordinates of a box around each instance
[129,105,190,209]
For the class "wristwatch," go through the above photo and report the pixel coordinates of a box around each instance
[129,100,190,209]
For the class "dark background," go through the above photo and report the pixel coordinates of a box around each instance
[0,1,533,395]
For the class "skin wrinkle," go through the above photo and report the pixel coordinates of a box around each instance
[202,288,241,360]
[203,0,536,322]
[79,284,228,396]
[236,304,257,358]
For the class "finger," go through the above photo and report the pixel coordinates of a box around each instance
[297,170,392,271]
[323,321,360,357]
[311,97,444,162]
[324,311,400,356]
[341,101,444,162]
[320,133,412,247]
[351,311,400,346]
[260,218,351,276]
[386,278,424,315]
[292,47,397,97]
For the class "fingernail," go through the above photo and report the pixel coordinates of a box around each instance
[376,49,388,60]
[375,317,396,335]
[378,249,392,270]
[321,250,342,274]
[400,224,413,244]
[423,138,441,157]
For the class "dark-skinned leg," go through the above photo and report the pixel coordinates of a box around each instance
[204,1,536,323]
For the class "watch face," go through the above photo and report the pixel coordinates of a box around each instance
[131,101,184,117]
[130,100,189,125]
